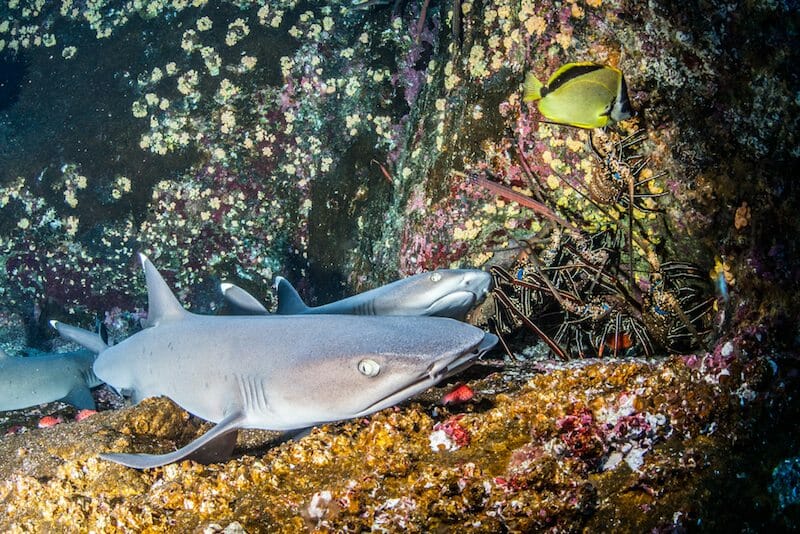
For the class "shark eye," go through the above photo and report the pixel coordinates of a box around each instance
[358,359,381,377]
[429,272,442,283]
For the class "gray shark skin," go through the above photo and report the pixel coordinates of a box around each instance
[0,344,102,412]
[93,255,497,469]
[222,269,493,320]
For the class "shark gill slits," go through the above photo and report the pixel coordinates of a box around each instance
[358,359,380,377]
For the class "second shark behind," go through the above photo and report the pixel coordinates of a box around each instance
[223,269,492,320]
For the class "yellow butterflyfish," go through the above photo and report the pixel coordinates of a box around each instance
[524,62,633,129]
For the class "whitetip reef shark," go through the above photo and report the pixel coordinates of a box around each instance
[0,337,103,411]
[222,269,492,320]
[86,254,497,469]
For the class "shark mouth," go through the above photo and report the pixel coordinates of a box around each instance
[425,291,477,318]
[354,333,498,417]
[424,273,493,318]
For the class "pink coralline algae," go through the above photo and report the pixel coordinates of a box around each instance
[75,409,96,422]
[556,407,608,464]
[430,415,471,451]
[37,415,64,428]
[441,383,475,406]
[399,179,487,274]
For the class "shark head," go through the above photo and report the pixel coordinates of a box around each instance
[262,323,498,426]
[92,348,135,401]
[386,269,493,320]
[349,330,498,417]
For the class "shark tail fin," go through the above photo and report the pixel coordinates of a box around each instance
[139,253,189,327]
[220,282,270,315]
[50,320,109,354]
[274,276,311,315]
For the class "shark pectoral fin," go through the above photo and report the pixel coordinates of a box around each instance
[187,429,239,464]
[220,282,270,315]
[100,410,247,469]
[63,385,96,410]
[275,276,310,315]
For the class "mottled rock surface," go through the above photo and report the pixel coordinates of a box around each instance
[0,348,796,531]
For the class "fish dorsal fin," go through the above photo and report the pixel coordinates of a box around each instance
[547,62,607,93]
[50,320,109,354]
[139,253,188,327]
[0,347,8,359]
[274,276,311,315]
[220,282,269,315]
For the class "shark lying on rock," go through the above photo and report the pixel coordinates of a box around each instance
[89,254,497,469]
[0,340,103,412]
[222,269,492,320]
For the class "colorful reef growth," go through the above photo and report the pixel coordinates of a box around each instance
[1,0,799,530]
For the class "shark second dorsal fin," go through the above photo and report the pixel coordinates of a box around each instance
[50,321,109,354]
[100,410,245,469]
[139,253,188,327]
[274,277,311,315]
[220,282,269,315]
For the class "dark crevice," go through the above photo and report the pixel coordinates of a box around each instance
[0,51,28,112]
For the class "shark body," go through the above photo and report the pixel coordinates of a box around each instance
[0,346,102,411]
[91,255,497,468]
[222,269,492,320]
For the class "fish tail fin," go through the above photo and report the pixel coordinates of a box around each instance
[523,72,544,102]
[274,277,311,315]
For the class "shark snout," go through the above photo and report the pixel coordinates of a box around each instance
[461,270,493,301]
[427,332,498,379]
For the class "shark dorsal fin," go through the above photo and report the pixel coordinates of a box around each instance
[50,320,109,353]
[0,347,9,359]
[220,282,269,315]
[139,253,188,327]
[275,276,311,315]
